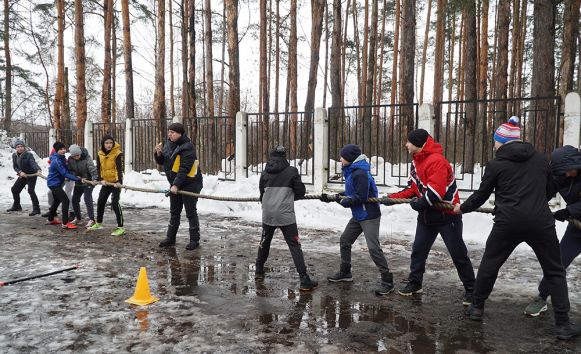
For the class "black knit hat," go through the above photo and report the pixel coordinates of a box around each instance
[340,144,362,163]
[270,146,287,158]
[168,122,185,135]
[407,129,429,148]
[53,141,66,151]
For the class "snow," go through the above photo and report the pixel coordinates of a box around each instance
[0,130,570,254]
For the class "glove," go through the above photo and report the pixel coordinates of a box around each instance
[320,193,336,203]
[380,196,395,206]
[339,197,352,208]
[553,208,570,222]
[409,197,429,212]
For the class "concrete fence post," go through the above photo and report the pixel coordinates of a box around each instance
[564,92,581,148]
[124,118,133,173]
[418,103,435,135]
[313,107,329,192]
[19,133,25,143]
[48,128,56,153]
[84,120,94,158]
[235,112,248,179]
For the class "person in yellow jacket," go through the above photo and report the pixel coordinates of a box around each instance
[87,135,125,236]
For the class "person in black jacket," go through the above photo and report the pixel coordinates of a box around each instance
[524,145,581,318]
[455,118,581,340]
[8,139,42,215]
[156,122,203,250]
[255,146,318,291]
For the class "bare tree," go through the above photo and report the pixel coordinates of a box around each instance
[74,0,87,140]
[225,0,240,118]
[181,0,189,120]
[153,0,167,145]
[169,0,175,118]
[188,0,197,138]
[389,0,400,117]
[3,0,12,132]
[100,0,113,124]
[63,68,71,131]
[399,0,415,133]
[419,0,432,104]
[558,0,581,99]
[364,0,378,154]
[433,0,446,138]
[121,0,135,120]
[288,0,298,153]
[463,0,477,172]
[493,0,509,101]
[54,0,65,129]
[205,0,214,117]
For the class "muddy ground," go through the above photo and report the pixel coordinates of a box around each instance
[0,203,580,353]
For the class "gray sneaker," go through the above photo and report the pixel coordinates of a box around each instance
[524,296,548,317]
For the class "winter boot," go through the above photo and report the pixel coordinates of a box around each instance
[463,288,474,306]
[556,321,581,340]
[29,207,41,216]
[159,224,178,248]
[299,273,319,291]
[375,272,395,295]
[327,263,353,282]
[6,204,22,212]
[398,280,423,296]
[465,304,484,321]
[255,263,265,280]
[41,211,52,217]
[185,227,200,250]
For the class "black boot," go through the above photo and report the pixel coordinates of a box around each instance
[255,263,265,280]
[299,273,318,291]
[159,224,178,248]
[556,321,581,340]
[41,211,51,217]
[185,227,200,250]
[465,304,484,321]
[29,207,41,216]
[327,263,353,282]
[375,272,395,295]
[6,204,22,212]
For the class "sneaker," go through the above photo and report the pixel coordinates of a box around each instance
[62,222,78,229]
[465,304,484,321]
[85,220,96,229]
[185,240,200,250]
[524,296,548,317]
[111,227,126,236]
[556,321,581,340]
[6,205,22,212]
[375,282,395,296]
[87,222,104,231]
[299,274,319,292]
[71,218,82,226]
[398,281,423,296]
[327,269,353,282]
[255,264,265,280]
[46,218,61,225]
[29,209,41,216]
[41,211,51,218]
[463,290,473,306]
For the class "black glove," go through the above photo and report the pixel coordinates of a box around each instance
[409,197,429,212]
[339,197,352,208]
[320,193,336,203]
[380,196,395,206]
[553,208,570,222]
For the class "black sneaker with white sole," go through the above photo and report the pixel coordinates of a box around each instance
[398,281,422,296]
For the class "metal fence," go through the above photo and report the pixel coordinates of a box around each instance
[23,131,49,158]
[436,96,562,191]
[55,128,83,147]
[186,116,235,181]
[246,112,315,184]
[327,104,419,187]
[131,119,170,172]
[92,122,126,160]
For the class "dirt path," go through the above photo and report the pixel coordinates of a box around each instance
[1,203,579,353]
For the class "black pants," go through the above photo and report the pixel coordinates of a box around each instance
[256,223,308,274]
[72,185,95,221]
[96,185,123,227]
[473,224,570,325]
[48,186,70,224]
[538,224,581,299]
[409,215,475,290]
[11,176,39,209]
[169,183,201,241]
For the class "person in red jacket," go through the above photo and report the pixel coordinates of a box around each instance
[387,129,475,303]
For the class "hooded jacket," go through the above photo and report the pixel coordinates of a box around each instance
[154,133,202,190]
[68,147,98,186]
[97,135,123,183]
[12,149,40,175]
[259,156,306,226]
[341,155,381,222]
[389,136,459,223]
[461,141,554,230]
[551,145,581,220]
[47,151,80,188]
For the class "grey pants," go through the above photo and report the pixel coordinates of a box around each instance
[339,217,390,275]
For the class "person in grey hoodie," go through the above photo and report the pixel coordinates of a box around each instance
[67,144,98,227]
[8,139,41,215]
[255,146,318,291]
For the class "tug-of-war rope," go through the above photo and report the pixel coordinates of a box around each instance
[27,172,581,230]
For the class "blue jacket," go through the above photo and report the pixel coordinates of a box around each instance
[47,152,80,188]
[341,156,381,221]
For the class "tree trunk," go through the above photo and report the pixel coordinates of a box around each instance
[322,1,329,107]
[225,0,240,119]
[188,0,197,138]
[100,0,113,124]
[121,0,135,120]
[399,0,415,135]
[74,0,87,142]
[288,0,298,156]
[274,0,280,113]
[259,0,268,158]
[463,1,477,173]
[374,0,388,110]
[389,0,400,118]
[169,0,175,118]
[111,10,117,124]
[205,0,214,117]
[2,0,11,132]
[330,0,342,158]
[361,0,369,107]
[54,0,65,130]
[558,0,580,99]
[153,0,167,145]
[340,0,351,108]
[493,1,509,101]
[353,2,362,107]
[516,0,528,100]
[448,11,456,102]
[63,68,71,131]
[419,0,432,104]
[433,0,446,139]
[477,0,489,162]
[364,0,378,155]
[508,0,520,101]
[181,0,189,120]
[218,3,226,115]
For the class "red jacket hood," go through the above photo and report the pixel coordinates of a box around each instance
[413,136,443,162]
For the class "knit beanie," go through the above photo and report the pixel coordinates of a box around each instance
[270,145,287,158]
[69,144,82,157]
[494,116,521,144]
[407,129,430,148]
[53,141,66,152]
[168,122,186,135]
[14,139,25,148]
[340,144,362,163]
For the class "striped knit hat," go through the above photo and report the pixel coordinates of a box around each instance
[494,116,521,144]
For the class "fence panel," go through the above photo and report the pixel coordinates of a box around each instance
[23,131,49,158]
[246,112,314,185]
[55,128,83,147]
[131,119,170,172]
[436,96,563,191]
[327,104,419,187]
[92,122,126,161]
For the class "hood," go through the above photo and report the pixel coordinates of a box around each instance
[495,141,535,162]
[174,133,191,145]
[80,147,89,159]
[413,136,443,162]
[343,154,371,172]
[551,145,581,176]
[264,156,290,173]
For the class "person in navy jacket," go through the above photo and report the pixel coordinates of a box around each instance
[46,141,81,229]
[7,139,42,215]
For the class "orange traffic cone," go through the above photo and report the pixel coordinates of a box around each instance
[125,267,159,306]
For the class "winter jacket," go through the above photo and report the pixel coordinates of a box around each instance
[389,136,459,224]
[97,142,123,183]
[259,156,306,226]
[340,155,381,222]
[47,151,80,188]
[67,147,98,186]
[154,134,203,190]
[551,145,581,220]
[12,151,40,175]
[460,141,554,230]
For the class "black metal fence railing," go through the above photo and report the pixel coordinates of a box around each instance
[435,96,563,191]
[186,116,235,181]
[23,131,49,158]
[131,119,170,172]
[327,104,419,187]
[92,122,125,161]
[55,128,83,147]
[246,112,314,184]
